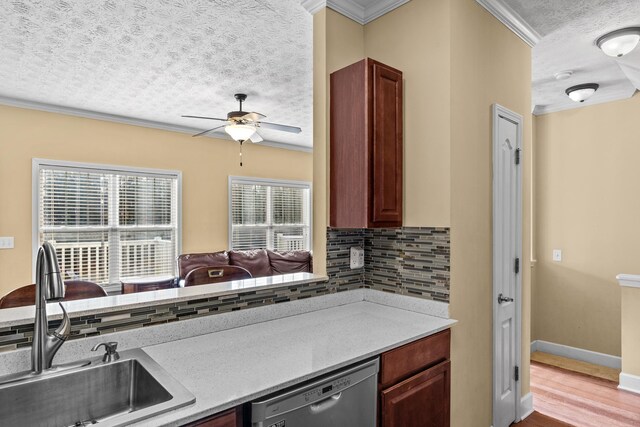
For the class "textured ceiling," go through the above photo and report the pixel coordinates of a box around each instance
[0,0,313,148]
[505,0,640,114]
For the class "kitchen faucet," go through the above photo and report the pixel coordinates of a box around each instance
[31,241,71,373]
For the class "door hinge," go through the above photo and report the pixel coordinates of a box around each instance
[515,148,521,165]
[515,365,520,382]
[514,257,520,274]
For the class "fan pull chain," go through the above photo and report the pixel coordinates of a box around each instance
[239,140,243,167]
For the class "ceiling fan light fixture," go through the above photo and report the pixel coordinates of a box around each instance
[565,83,599,103]
[596,27,640,57]
[225,124,256,142]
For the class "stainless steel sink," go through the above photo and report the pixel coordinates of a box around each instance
[0,349,195,427]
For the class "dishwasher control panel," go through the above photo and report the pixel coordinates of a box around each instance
[302,376,352,402]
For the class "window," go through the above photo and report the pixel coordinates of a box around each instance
[229,177,311,252]
[34,159,181,289]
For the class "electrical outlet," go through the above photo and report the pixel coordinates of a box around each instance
[552,249,562,262]
[350,246,364,269]
[0,237,14,249]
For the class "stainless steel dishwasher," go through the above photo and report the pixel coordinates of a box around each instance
[251,358,379,427]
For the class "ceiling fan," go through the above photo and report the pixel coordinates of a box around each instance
[182,93,302,166]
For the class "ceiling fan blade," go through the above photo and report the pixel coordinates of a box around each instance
[241,112,267,122]
[258,121,302,134]
[182,115,228,122]
[250,131,263,143]
[192,125,225,137]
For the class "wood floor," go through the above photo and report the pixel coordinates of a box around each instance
[514,411,574,427]
[521,359,640,427]
[531,351,621,382]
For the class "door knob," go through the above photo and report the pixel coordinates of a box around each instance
[498,293,514,304]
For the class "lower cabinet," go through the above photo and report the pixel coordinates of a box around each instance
[379,329,451,427]
[182,406,242,427]
[380,361,450,427]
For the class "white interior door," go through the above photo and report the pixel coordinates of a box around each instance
[492,104,523,427]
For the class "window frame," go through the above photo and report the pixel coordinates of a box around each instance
[227,176,313,252]
[32,158,182,292]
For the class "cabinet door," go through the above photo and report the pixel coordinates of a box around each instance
[182,407,238,427]
[371,61,403,226]
[381,361,450,427]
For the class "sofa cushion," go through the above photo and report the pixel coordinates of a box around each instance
[267,250,312,274]
[178,251,229,279]
[228,249,272,277]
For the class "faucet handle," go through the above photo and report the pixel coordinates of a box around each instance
[91,341,120,363]
[52,302,71,341]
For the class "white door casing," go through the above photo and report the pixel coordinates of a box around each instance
[492,104,523,427]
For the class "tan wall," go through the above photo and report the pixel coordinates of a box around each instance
[449,1,532,425]
[318,1,532,425]
[312,9,328,276]
[0,105,313,295]
[364,0,451,227]
[621,287,640,376]
[533,95,640,357]
[312,9,366,275]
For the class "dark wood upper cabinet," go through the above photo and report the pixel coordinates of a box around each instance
[330,58,403,228]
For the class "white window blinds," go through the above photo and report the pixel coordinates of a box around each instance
[229,177,311,251]
[35,160,181,287]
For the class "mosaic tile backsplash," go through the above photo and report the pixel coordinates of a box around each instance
[0,228,449,353]
[326,228,366,292]
[327,227,450,302]
[0,280,331,353]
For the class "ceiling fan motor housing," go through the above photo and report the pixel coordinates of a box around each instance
[227,111,246,120]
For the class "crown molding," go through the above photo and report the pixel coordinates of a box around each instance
[617,274,640,288]
[364,0,410,23]
[0,95,312,153]
[301,0,410,24]
[327,0,365,24]
[300,0,326,15]
[475,0,541,47]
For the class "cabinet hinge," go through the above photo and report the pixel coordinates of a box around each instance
[514,258,520,275]
[515,365,520,382]
[515,148,521,165]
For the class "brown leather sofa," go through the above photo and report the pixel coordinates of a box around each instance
[178,249,313,279]
[122,249,313,294]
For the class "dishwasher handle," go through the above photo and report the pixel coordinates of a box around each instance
[309,392,342,414]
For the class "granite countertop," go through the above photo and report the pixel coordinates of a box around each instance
[136,300,456,426]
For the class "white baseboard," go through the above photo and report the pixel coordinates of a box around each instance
[619,372,640,395]
[519,392,534,420]
[530,340,621,370]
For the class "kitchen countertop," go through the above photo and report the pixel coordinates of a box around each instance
[137,299,456,426]
[0,273,327,327]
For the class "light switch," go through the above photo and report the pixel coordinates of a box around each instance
[0,237,14,249]
[350,246,364,269]
[552,249,562,262]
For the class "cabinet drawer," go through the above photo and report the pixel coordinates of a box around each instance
[380,360,451,427]
[380,329,450,388]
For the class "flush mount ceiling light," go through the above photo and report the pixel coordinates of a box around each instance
[565,83,599,103]
[596,27,640,57]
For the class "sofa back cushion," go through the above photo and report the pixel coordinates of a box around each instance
[178,251,229,279]
[228,249,272,278]
[267,250,312,274]
[184,265,252,287]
